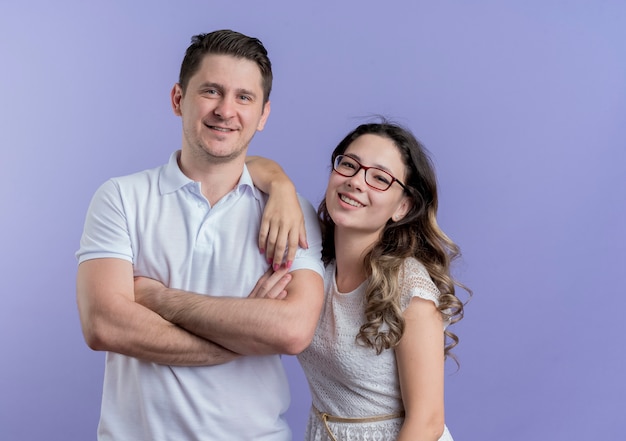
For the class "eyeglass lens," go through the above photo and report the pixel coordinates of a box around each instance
[334,156,394,190]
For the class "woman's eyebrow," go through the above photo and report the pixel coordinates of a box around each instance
[345,153,395,174]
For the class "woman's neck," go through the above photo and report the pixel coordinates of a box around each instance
[333,228,378,293]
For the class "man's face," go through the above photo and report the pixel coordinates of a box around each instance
[172,54,270,164]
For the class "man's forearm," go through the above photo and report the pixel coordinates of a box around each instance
[144,289,306,355]
[77,259,240,367]
[137,271,323,356]
[83,297,240,366]
[122,317,241,366]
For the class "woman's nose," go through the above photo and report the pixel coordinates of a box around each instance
[346,168,367,190]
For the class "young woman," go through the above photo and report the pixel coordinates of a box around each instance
[249,121,469,441]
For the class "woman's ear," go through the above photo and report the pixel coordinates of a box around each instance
[392,196,412,222]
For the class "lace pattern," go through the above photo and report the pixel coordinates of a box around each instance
[304,407,454,441]
[298,258,453,440]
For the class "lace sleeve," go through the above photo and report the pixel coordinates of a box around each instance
[399,258,441,311]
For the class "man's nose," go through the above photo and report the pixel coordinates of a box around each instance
[214,97,236,119]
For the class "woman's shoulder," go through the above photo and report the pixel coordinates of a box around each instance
[400,256,428,275]
[399,257,440,309]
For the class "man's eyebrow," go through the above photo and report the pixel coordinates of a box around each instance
[197,82,222,90]
[196,82,257,98]
[235,88,258,98]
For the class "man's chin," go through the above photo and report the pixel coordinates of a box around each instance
[199,145,247,164]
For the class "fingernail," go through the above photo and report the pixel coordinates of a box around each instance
[273,263,280,271]
[260,248,265,254]
[267,257,273,264]
[285,260,292,269]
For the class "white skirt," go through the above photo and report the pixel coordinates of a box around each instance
[303,407,454,441]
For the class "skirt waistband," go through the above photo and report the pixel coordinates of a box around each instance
[314,405,405,441]
[314,406,405,424]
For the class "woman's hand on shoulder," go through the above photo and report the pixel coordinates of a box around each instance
[246,155,309,269]
[259,178,308,270]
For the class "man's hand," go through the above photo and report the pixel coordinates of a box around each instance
[248,267,292,299]
[134,276,168,315]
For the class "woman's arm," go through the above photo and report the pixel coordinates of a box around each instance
[246,156,308,269]
[395,297,447,441]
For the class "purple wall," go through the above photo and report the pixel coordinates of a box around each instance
[1,1,624,439]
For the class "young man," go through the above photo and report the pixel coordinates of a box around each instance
[76,30,324,441]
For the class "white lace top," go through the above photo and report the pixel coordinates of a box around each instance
[297,258,453,441]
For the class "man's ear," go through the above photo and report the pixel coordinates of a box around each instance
[257,100,271,131]
[171,83,183,116]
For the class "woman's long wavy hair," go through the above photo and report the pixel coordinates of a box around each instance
[318,121,471,360]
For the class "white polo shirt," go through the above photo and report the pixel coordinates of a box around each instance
[77,151,324,441]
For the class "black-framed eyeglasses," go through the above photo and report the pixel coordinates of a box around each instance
[333,155,407,191]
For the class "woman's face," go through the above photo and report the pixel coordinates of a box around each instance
[325,134,412,237]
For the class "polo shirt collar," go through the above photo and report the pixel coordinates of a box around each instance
[159,150,263,201]
[238,165,264,202]
[159,151,191,194]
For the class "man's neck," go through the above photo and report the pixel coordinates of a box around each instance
[178,150,245,206]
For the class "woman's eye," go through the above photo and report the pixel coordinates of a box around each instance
[374,174,391,184]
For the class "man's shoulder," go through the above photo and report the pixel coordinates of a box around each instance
[295,193,315,209]
[296,194,319,224]
[110,162,165,185]
[97,162,172,197]
[90,162,168,205]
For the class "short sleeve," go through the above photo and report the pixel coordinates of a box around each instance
[288,194,324,278]
[75,179,134,264]
[399,258,440,311]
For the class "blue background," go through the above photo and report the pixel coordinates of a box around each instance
[1,1,625,439]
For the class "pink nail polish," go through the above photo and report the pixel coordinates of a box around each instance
[260,248,265,254]
[286,260,292,269]
[273,263,280,271]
